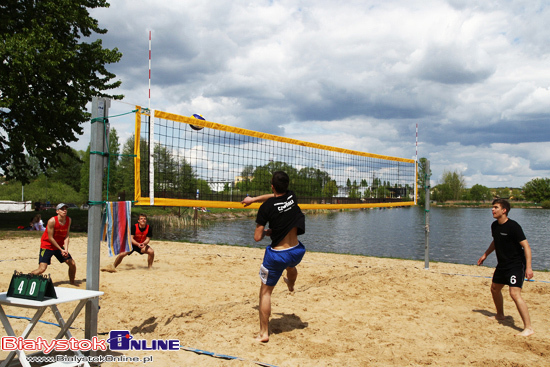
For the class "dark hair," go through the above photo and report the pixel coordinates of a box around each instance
[271,171,289,194]
[492,198,510,215]
[138,213,147,219]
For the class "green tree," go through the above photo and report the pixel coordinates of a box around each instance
[250,166,272,193]
[376,186,391,198]
[105,128,121,199]
[295,167,331,198]
[118,136,140,201]
[0,175,84,204]
[239,161,301,196]
[154,143,196,199]
[322,179,339,199]
[495,187,511,199]
[363,188,373,198]
[196,179,212,198]
[46,148,84,193]
[241,165,254,180]
[348,179,360,199]
[432,183,453,203]
[237,165,254,194]
[522,178,550,203]
[372,177,381,190]
[470,184,492,203]
[79,128,120,201]
[440,170,465,201]
[80,146,91,199]
[417,158,431,206]
[511,188,523,201]
[0,0,123,183]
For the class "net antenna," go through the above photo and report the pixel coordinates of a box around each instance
[415,123,418,205]
[148,30,152,111]
[133,109,417,210]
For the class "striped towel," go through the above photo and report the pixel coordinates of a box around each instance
[102,201,132,257]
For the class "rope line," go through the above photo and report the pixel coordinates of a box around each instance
[90,109,138,123]
[181,346,278,367]
[90,151,136,158]
[5,315,109,335]
[87,200,106,206]
[90,150,109,157]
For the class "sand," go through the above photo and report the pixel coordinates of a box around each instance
[1,235,549,367]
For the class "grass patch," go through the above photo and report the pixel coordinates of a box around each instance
[0,210,90,232]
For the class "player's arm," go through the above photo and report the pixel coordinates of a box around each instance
[63,218,71,253]
[45,218,59,248]
[254,224,272,242]
[477,240,495,266]
[141,226,152,246]
[520,239,534,280]
[242,193,275,207]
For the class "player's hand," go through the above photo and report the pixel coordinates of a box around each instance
[61,250,69,257]
[477,255,486,266]
[525,268,534,280]
[241,197,254,206]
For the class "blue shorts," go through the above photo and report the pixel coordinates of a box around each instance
[39,248,72,265]
[493,265,525,288]
[260,242,306,286]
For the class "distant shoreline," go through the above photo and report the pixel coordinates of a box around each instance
[432,201,541,209]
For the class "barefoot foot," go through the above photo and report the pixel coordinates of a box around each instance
[101,264,117,273]
[516,328,534,337]
[255,333,269,343]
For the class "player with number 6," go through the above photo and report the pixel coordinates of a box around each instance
[477,198,534,336]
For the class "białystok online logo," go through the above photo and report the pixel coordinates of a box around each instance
[1,331,180,353]
[107,330,180,351]
[1,336,107,353]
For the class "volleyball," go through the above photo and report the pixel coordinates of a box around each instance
[190,114,205,131]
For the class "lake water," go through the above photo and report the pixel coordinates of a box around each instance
[158,207,550,271]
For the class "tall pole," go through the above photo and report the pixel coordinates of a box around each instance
[85,97,109,340]
[414,123,418,204]
[424,159,430,270]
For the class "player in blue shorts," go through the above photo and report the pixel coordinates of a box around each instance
[477,198,534,336]
[242,171,306,342]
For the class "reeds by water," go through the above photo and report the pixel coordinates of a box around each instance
[147,208,331,233]
[147,213,207,232]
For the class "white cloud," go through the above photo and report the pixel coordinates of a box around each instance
[75,0,550,188]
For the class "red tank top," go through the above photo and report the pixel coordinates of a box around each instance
[40,216,70,250]
[133,224,149,243]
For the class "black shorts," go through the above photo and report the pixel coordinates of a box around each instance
[130,244,146,255]
[493,266,525,288]
[39,248,72,265]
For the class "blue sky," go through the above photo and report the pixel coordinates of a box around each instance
[77,0,550,188]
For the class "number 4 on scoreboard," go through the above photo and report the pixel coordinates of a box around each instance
[7,271,57,301]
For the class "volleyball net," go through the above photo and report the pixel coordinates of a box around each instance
[133,108,417,209]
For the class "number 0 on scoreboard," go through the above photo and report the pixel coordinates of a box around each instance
[7,271,57,301]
